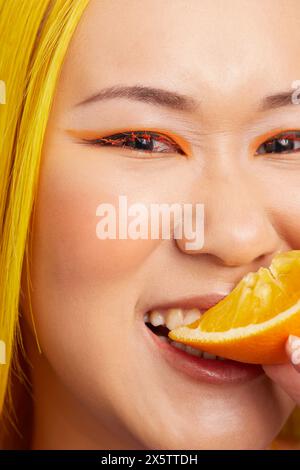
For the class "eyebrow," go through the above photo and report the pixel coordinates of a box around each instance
[75,85,199,112]
[260,91,295,111]
[75,84,296,113]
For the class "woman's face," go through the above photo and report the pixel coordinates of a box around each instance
[23,0,300,449]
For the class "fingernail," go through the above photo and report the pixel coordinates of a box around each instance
[288,335,300,351]
[291,349,300,365]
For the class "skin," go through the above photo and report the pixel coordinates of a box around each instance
[21,0,300,449]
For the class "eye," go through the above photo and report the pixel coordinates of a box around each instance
[255,131,300,155]
[82,130,186,157]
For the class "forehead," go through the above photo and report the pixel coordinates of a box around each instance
[59,0,300,108]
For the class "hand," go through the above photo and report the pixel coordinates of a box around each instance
[263,335,300,405]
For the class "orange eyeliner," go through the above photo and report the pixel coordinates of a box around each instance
[66,127,193,157]
[250,128,300,155]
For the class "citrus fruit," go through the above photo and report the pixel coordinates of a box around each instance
[168,250,300,364]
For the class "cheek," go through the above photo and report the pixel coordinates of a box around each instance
[281,196,300,247]
[265,171,300,248]
[31,150,159,291]
[24,146,159,390]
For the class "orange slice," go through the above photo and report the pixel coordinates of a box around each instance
[168,251,300,364]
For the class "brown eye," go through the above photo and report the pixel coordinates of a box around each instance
[84,130,186,156]
[256,131,300,155]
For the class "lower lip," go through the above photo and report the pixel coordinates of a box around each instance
[145,326,264,385]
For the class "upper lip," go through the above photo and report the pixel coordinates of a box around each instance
[146,293,229,313]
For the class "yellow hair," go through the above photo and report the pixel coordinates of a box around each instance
[0,0,89,433]
[0,0,299,449]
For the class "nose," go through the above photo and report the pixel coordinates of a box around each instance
[175,167,283,268]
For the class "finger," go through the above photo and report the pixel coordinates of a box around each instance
[286,335,300,372]
[262,335,300,404]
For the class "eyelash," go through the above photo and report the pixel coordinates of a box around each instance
[255,131,300,156]
[83,130,186,157]
[82,129,300,159]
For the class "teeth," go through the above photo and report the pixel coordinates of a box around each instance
[171,341,186,351]
[183,308,202,325]
[165,308,184,330]
[185,345,203,357]
[147,307,202,329]
[146,306,226,361]
[202,352,217,360]
[170,341,202,357]
[149,310,164,327]
[156,336,227,360]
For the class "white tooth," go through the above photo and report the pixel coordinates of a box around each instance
[186,345,203,357]
[144,313,150,323]
[165,308,184,330]
[149,310,165,327]
[171,341,186,351]
[203,352,217,360]
[183,308,202,325]
[158,335,169,343]
[192,349,203,358]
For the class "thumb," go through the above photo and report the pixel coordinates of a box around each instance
[263,335,300,404]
